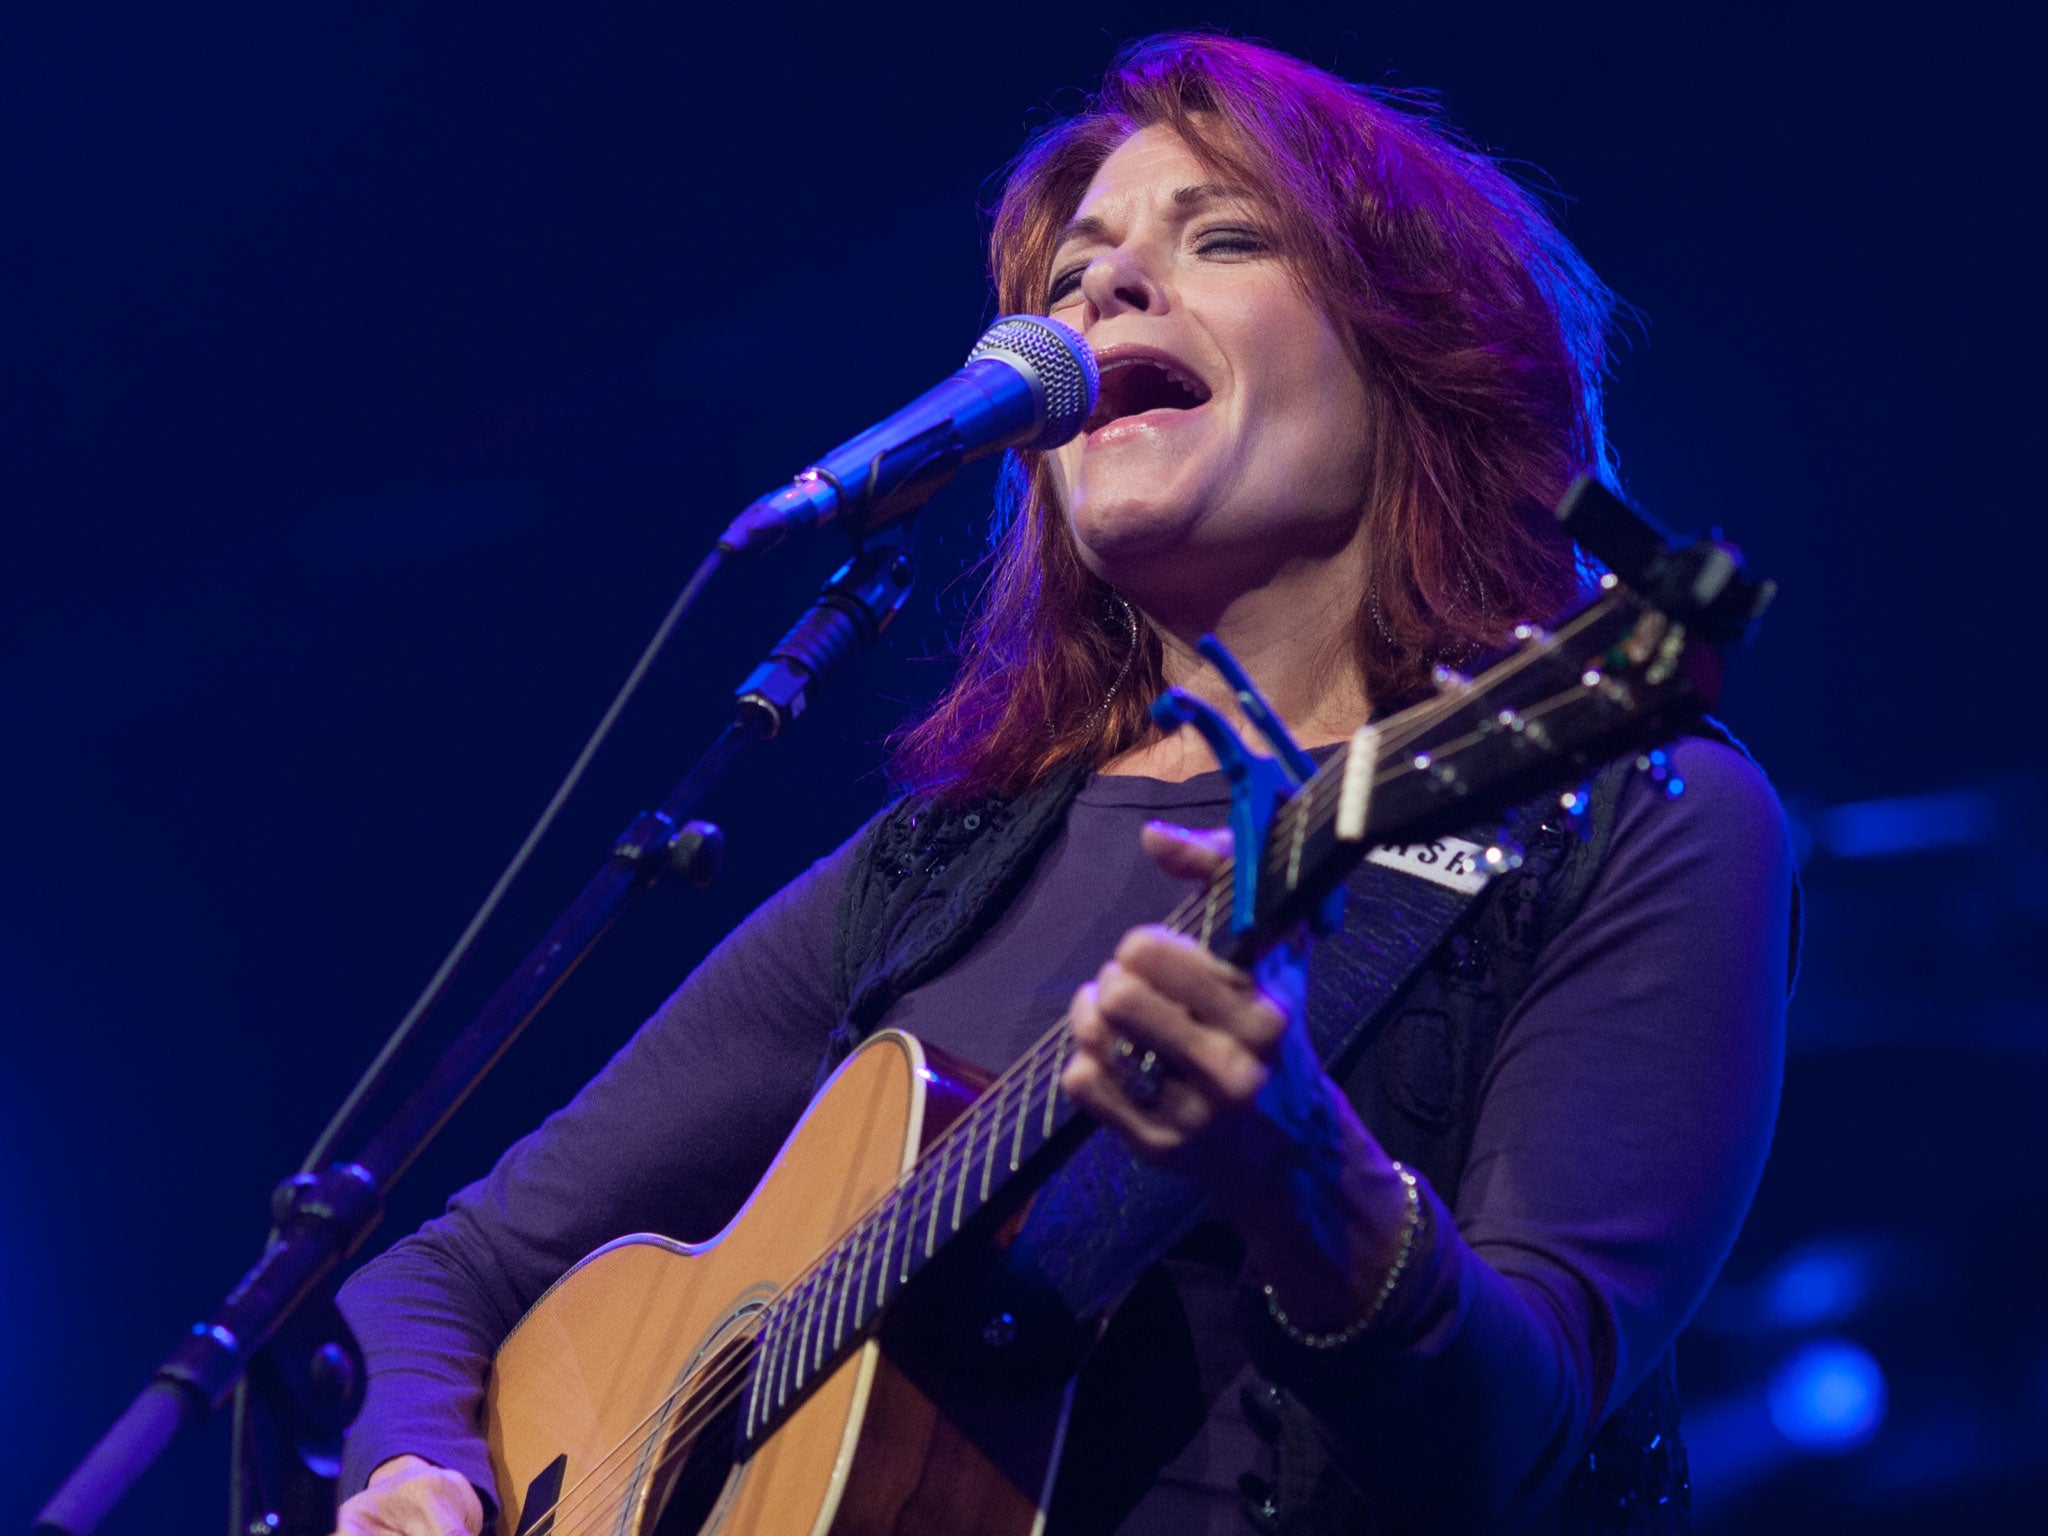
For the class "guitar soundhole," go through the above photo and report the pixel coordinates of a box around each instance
[649,1393,740,1536]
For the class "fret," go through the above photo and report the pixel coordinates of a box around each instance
[898,1178,924,1285]
[757,1305,780,1420]
[844,1219,872,1330]
[825,1248,852,1365]
[788,1275,817,1390]
[1285,793,1309,890]
[950,1110,976,1232]
[904,1180,934,1272]
[883,1183,908,1293]
[813,1256,838,1372]
[978,1081,1005,1200]
[846,1210,879,1333]
[1199,878,1220,948]
[774,1293,799,1409]
[813,1260,838,1366]
[1040,1038,1063,1137]
[1008,1047,1036,1172]
[800,1265,830,1376]
[745,1324,768,1437]
[923,1139,949,1259]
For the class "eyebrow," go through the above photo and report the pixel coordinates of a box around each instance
[1052,182,1256,252]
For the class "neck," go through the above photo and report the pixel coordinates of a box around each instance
[1101,552,1371,782]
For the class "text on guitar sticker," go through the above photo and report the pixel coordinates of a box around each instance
[1364,837,1496,895]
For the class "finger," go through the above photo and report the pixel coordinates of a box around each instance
[1060,1039,1210,1153]
[1069,980,1209,1120]
[1111,928,1288,1052]
[1080,962,1271,1105]
[336,1471,483,1536]
[1140,820,1234,881]
[1071,976,1193,1084]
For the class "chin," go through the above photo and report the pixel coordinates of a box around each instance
[1067,495,1205,577]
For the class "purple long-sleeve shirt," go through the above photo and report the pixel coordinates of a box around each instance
[335,735,1793,1531]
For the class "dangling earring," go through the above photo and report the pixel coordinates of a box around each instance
[1369,577,1400,649]
[1074,592,1141,736]
[1458,553,1491,618]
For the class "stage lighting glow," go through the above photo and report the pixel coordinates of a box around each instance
[1764,1240,1872,1328]
[1767,1338,1886,1453]
[1819,789,1995,859]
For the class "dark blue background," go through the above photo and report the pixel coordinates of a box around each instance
[6,4,2041,1531]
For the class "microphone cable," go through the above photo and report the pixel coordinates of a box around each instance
[294,543,726,1178]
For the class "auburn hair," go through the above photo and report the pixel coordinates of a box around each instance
[892,32,1620,797]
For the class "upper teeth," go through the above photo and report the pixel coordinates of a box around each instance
[1102,357,1204,394]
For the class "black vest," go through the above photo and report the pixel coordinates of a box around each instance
[827,748,1722,1535]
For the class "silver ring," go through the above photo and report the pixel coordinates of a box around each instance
[1111,1035,1169,1109]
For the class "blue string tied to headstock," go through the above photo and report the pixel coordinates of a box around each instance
[1147,634,1347,937]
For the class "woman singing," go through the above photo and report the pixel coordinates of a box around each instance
[332,33,1794,1536]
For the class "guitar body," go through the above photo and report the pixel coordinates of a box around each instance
[484,1031,1073,1536]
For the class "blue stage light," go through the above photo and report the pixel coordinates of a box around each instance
[1763,1240,1873,1328]
[1767,1338,1887,1453]
[1819,789,1995,859]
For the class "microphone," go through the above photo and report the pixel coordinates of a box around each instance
[717,314,1099,555]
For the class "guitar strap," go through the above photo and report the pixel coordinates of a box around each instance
[1003,839,1493,1326]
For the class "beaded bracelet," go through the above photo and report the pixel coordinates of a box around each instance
[1262,1161,1424,1349]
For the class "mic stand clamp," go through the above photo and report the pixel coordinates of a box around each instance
[735,537,918,737]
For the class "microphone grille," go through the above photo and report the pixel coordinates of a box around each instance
[966,314,1100,448]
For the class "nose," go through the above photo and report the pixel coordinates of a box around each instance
[1078,244,1162,320]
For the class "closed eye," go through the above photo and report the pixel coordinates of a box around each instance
[1047,262,1088,306]
[1193,226,1271,257]
[1046,224,1271,308]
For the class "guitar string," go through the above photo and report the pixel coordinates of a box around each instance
[512,601,1635,1532]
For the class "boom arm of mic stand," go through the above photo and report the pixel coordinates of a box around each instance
[34,533,920,1535]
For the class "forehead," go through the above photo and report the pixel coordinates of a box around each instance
[1062,124,1251,233]
[1079,125,1206,203]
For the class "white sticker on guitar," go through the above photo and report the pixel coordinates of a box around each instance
[1365,837,1496,894]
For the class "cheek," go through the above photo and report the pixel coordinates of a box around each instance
[1215,287,1361,451]
[1269,326,1371,485]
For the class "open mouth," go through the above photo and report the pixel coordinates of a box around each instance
[1086,354,1213,433]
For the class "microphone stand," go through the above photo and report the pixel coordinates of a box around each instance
[34,532,920,1536]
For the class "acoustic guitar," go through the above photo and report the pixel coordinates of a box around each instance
[479,484,1771,1536]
